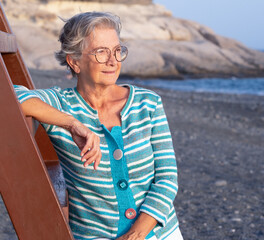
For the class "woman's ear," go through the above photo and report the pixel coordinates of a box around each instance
[66,55,80,74]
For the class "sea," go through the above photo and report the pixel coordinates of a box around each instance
[124,48,264,96]
[123,77,264,96]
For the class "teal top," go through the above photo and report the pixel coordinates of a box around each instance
[14,84,179,240]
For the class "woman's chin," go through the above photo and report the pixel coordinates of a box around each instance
[100,74,119,84]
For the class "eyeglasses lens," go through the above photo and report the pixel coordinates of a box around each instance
[116,46,128,62]
[95,49,110,63]
[95,46,128,63]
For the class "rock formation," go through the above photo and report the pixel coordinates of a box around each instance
[2,0,264,79]
[46,0,153,4]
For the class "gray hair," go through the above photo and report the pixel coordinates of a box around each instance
[55,12,122,77]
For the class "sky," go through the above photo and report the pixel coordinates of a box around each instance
[154,0,264,50]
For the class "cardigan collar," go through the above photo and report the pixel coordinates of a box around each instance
[73,84,134,120]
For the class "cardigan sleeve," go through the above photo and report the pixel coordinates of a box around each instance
[139,97,178,227]
[14,85,63,132]
[14,85,62,110]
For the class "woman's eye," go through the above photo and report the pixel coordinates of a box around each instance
[96,49,107,54]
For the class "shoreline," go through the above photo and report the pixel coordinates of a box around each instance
[29,68,264,97]
[1,69,263,240]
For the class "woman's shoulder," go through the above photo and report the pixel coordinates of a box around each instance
[14,85,75,95]
[39,86,76,98]
[34,86,77,102]
[129,84,161,103]
[50,86,74,93]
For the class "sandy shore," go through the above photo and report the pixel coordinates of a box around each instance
[1,69,264,240]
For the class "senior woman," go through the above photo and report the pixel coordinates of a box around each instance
[14,12,183,240]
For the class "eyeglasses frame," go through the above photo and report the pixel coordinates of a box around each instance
[83,45,128,64]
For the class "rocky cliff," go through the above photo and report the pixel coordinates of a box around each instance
[48,0,153,4]
[2,0,264,79]
[41,0,152,4]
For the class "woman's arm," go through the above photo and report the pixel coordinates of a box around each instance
[21,98,101,169]
[116,213,157,240]
[138,97,178,226]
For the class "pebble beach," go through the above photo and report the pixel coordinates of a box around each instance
[1,69,264,240]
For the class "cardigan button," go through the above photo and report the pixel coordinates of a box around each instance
[113,149,123,160]
[125,208,137,219]
[117,179,128,190]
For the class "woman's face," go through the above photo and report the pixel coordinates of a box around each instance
[77,27,122,86]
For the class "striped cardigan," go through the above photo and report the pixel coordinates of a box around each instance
[14,84,179,240]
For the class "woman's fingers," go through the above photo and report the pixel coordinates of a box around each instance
[80,131,98,151]
[83,149,101,169]
[70,120,101,169]
[81,135,101,169]
[80,143,92,158]
[80,129,95,156]
[93,150,102,170]
[81,146,95,161]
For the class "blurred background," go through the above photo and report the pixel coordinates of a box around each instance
[155,0,264,50]
[1,1,264,240]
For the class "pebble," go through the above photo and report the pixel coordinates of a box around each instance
[215,180,227,187]
[250,223,255,228]
[231,218,242,222]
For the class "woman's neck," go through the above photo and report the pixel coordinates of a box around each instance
[77,80,128,110]
[76,81,130,130]
[77,83,113,109]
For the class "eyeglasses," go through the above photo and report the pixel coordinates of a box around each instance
[85,45,128,64]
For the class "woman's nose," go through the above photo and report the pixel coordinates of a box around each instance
[106,52,117,65]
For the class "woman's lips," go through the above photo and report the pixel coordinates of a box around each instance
[102,71,115,74]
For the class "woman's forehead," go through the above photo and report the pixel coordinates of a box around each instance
[85,27,120,49]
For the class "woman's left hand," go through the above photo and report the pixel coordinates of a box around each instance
[115,212,157,240]
[115,230,145,240]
